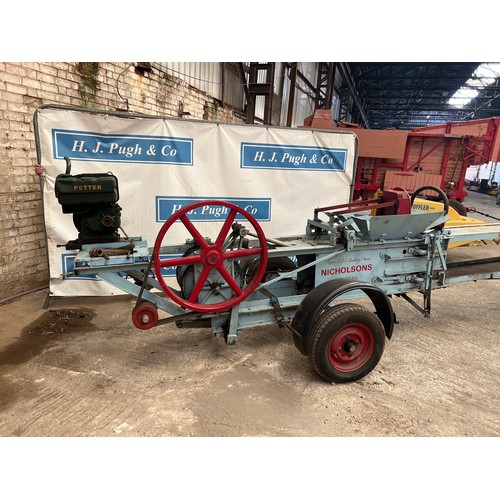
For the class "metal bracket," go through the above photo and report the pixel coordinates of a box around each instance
[343,228,356,251]
[399,293,430,317]
[226,304,240,345]
[435,236,447,272]
[258,287,286,327]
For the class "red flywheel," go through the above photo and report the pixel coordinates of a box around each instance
[153,200,268,313]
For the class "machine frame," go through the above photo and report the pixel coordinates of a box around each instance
[70,187,500,384]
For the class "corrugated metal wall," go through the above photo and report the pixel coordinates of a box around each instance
[153,62,245,111]
[154,62,323,128]
[154,62,222,99]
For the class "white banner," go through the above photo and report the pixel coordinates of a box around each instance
[35,106,357,297]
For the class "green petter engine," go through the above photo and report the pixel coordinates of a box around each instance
[54,157,122,250]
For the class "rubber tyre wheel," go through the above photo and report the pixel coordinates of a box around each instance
[309,303,385,383]
[448,199,467,217]
[306,302,361,355]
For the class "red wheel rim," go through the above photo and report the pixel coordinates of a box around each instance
[328,323,375,372]
[153,200,268,313]
[132,303,159,330]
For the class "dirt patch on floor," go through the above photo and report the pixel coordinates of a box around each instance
[0,308,95,367]
[25,309,95,336]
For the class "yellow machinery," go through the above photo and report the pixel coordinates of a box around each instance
[370,187,487,249]
[411,198,485,249]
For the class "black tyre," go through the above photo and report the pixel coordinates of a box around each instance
[306,302,360,355]
[309,303,385,383]
[448,199,468,217]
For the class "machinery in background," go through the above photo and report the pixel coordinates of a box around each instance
[301,111,500,213]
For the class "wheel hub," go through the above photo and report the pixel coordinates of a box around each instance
[343,338,357,353]
[204,248,222,266]
[328,323,375,372]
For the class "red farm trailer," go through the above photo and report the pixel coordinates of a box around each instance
[301,111,500,212]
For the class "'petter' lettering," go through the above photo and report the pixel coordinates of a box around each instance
[73,185,103,191]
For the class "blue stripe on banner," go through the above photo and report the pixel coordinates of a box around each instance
[52,129,193,165]
[240,142,347,171]
[156,196,272,222]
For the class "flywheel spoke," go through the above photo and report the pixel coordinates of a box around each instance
[180,214,210,249]
[217,264,243,295]
[223,247,263,260]
[188,266,212,303]
[158,254,201,268]
[216,209,237,247]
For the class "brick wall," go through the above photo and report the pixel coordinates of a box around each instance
[0,62,244,301]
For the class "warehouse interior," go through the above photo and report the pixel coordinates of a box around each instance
[237,62,500,129]
[347,62,500,128]
[1,1,498,495]
[1,58,499,500]
[153,62,500,131]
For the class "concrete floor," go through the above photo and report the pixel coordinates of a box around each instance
[0,189,499,439]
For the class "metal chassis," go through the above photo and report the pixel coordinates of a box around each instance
[72,219,500,347]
